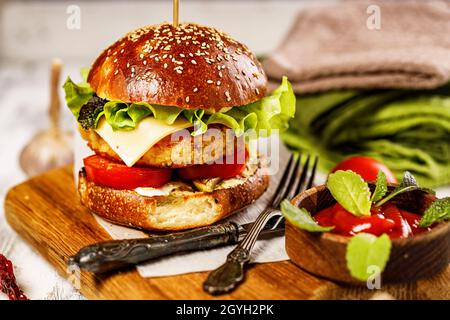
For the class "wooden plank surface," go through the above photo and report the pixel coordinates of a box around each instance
[4,166,449,300]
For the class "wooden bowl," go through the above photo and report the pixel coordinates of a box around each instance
[285,184,450,285]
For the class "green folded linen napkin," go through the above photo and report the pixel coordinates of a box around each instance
[282,85,450,188]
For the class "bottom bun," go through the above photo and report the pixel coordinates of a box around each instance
[78,165,269,231]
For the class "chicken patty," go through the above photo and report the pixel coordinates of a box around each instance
[79,125,242,168]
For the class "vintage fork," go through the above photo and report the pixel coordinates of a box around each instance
[203,154,318,295]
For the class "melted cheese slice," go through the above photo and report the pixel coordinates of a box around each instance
[95,117,193,167]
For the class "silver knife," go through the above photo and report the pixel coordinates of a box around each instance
[68,216,285,273]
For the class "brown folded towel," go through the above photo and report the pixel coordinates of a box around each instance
[263,0,450,93]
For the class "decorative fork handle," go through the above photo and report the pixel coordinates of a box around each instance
[203,209,281,295]
[68,222,240,273]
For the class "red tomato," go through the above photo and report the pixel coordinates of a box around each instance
[83,155,172,189]
[177,149,248,180]
[331,156,397,183]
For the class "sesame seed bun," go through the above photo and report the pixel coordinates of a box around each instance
[87,22,267,112]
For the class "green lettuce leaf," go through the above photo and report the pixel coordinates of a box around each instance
[63,73,295,136]
[103,101,184,131]
[281,200,334,232]
[346,233,391,281]
[63,76,94,118]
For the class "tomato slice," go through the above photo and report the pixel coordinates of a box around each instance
[83,155,172,189]
[331,156,397,183]
[177,149,248,180]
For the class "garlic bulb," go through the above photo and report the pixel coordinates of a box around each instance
[19,59,74,177]
[19,129,73,177]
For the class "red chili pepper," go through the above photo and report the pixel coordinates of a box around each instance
[0,254,28,300]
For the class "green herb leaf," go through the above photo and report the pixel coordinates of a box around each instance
[375,171,419,207]
[400,171,419,188]
[370,171,388,202]
[419,197,450,227]
[327,170,371,216]
[346,233,392,281]
[280,200,334,232]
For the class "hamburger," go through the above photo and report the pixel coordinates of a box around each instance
[64,22,295,231]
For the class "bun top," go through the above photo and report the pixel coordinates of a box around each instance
[88,22,267,112]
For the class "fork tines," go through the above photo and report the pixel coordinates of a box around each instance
[271,154,318,208]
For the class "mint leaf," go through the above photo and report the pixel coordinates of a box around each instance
[280,200,334,232]
[370,171,388,203]
[327,171,371,216]
[375,171,419,207]
[419,197,450,227]
[346,233,392,281]
[400,171,418,188]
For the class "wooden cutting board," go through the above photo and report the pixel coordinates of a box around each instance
[4,166,449,300]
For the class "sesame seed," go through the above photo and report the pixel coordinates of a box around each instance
[164,63,168,69]
[120,49,125,53]
[164,45,171,51]
[193,87,199,92]
[180,53,185,58]
[207,80,214,84]
[191,60,197,65]
[235,75,240,80]
[143,60,147,65]
[255,88,260,95]
[225,91,231,102]
[176,69,182,74]
[127,62,130,68]
[216,81,221,86]
[114,70,119,75]
[139,53,144,59]
[131,67,135,73]
[185,96,190,103]
[219,72,223,78]
[113,58,118,63]
[155,57,160,62]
